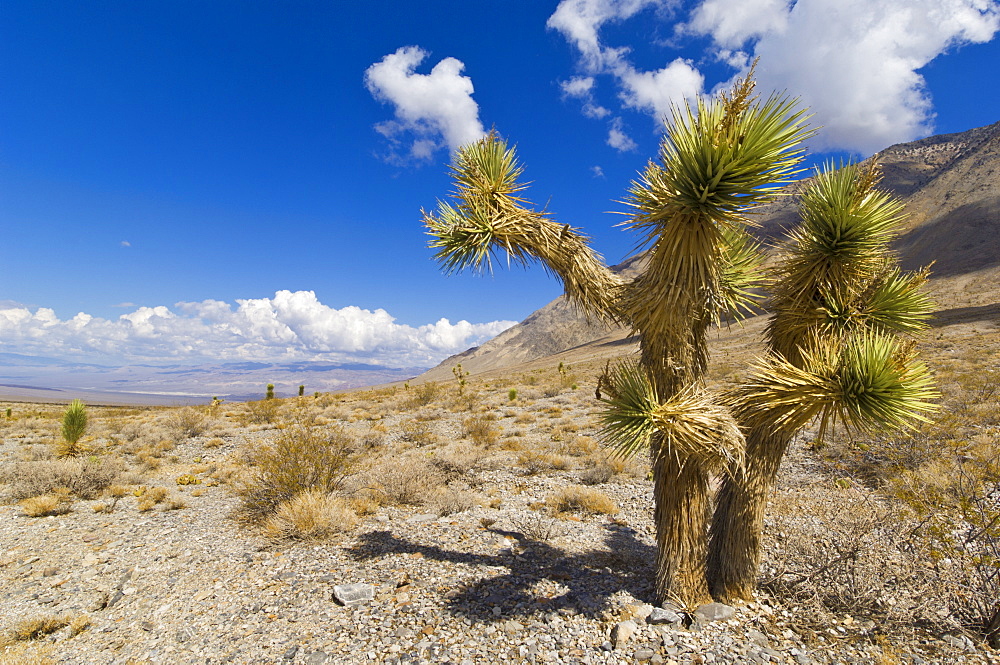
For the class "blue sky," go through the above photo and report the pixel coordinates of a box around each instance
[2,0,999,370]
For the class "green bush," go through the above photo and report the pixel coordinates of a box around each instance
[234,425,357,520]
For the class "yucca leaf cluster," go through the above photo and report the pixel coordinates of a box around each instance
[58,399,88,457]
[747,160,939,440]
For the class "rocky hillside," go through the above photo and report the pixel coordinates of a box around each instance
[422,121,1000,380]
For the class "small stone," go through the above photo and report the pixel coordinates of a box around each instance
[332,583,375,606]
[304,652,330,664]
[694,602,735,622]
[282,645,299,660]
[406,513,437,523]
[86,592,109,612]
[632,603,654,620]
[502,620,524,633]
[612,620,637,649]
[647,607,683,625]
[634,647,656,661]
[747,629,769,646]
[42,567,58,577]
[139,621,154,632]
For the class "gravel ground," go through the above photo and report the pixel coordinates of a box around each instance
[1,389,997,665]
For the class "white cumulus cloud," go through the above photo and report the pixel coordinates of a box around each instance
[0,291,516,368]
[549,0,704,133]
[617,58,704,121]
[607,117,639,151]
[365,46,486,161]
[549,0,1000,154]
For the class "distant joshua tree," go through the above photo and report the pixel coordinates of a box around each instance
[421,69,936,606]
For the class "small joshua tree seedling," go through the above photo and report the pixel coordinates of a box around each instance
[57,399,88,457]
[298,385,305,397]
[452,363,469,396]
[508,388,518,402]
[266,384,275,400]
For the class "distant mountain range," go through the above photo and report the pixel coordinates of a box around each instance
[0,353,424,406]
[419,120,1000,381]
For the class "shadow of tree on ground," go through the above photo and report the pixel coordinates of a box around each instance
[348,520,656,623]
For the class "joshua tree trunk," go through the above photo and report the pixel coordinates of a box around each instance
[707,427,792,600]
[653,437,713,605]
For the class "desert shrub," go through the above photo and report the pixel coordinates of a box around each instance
[462,415,499,447]
[398,421,436,446]
[546,485,617,516]
[366,456,444,506]
[234,425,357,519]
[102,418,145,443]
[763,484,941,631]
[889,440,1000,646]
[263,489,357,541]
[407,381,440,408]
[578,460,615,485]
[431,444,487,480]
[2,458,121,502]
[823,370,1000,645]
[238,399,281,426]
[166,407,208,438]
[429,487,479,516]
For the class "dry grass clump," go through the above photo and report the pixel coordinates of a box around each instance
[234,425,357,520]
[517,450,571,475]
[2,458,121,502]
[262,489,357,541]
[18,490,73,517]
[462,415,500,448]
[546,485,617,516]
[136,486,173,512]
[0,613,77,646]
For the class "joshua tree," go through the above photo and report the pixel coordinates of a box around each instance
[423,69,938,605]
[423,71,810,605]
[707,161,937,600]
[266,383,275,400]
[58,399,88,457]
